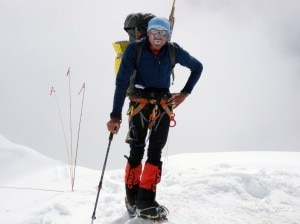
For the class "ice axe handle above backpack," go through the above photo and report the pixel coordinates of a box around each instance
[169,0,176,36]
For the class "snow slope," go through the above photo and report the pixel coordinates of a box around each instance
[0,134,300,224]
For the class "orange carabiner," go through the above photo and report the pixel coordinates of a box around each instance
[169,114,176,127]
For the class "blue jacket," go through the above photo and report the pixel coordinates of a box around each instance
[111,38,203,120]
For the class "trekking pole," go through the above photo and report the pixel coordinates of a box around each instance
[91,132,114,223]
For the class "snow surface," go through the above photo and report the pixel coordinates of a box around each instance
[1,134,300,224]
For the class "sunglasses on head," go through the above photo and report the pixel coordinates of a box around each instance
[149,28,168,36]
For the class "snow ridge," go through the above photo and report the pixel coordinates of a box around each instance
[1,135,300,224]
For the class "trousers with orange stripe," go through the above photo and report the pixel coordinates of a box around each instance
[125,101,170,209]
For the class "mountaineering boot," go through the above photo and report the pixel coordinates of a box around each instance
[124,162,142,217]
[125,196,137,218]
[136,162,168,220]
[136,205,169,221]
[136,188,169,221]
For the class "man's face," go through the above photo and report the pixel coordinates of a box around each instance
[147,28,168,50]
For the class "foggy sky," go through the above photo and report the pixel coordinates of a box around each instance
[1,0,299,170]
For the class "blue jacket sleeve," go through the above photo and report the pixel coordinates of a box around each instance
[173,42,203,94]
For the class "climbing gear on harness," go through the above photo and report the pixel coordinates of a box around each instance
[128,97,176,129]
[125,123,139,144]
[125,89,176,146]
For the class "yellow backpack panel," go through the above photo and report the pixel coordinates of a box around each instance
[112,40,129,75]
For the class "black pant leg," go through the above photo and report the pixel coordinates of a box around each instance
[147,110,170,165]
[127,104,153,165]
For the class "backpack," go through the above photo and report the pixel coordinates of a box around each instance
[112,13,176,95]
[124,13,156,41]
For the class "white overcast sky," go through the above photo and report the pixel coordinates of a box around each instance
[1,0,299,170]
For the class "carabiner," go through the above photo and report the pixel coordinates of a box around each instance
[169,114,176,127]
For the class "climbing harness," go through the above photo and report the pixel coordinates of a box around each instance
[129,97,176,129]
[125,95,176,145]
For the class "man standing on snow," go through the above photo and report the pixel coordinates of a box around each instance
[107,17,203,221]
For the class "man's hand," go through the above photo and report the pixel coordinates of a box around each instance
[167,92,189,109]
[107,118,121,134]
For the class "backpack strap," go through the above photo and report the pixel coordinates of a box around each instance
[135,39,143,69]
[126,39,143,96]
[168,42,176,85]
[168,42,176,67]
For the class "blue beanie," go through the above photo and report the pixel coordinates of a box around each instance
[147,17,172,38]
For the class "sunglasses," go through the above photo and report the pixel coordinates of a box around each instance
[149,28,168,36]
